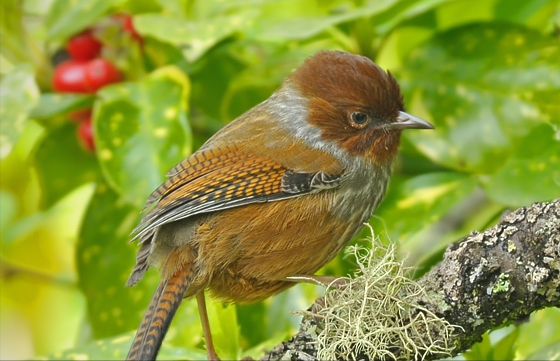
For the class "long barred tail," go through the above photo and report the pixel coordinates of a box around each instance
[126,265,193,361]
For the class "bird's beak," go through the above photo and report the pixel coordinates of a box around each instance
[392,111,434,130]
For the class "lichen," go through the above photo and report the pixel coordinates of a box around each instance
[312,228,460,361]
[490,273,510,294]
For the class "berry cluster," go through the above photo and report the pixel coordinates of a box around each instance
[52,14,141,152]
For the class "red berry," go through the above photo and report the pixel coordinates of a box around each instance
[66,29,102,60]
[77,117,95,152]
[68,108,92,122]
[84,58,122,92]
[113,13,142,42]
[53,59,89,93]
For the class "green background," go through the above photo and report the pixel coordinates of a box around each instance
[1,0,559,359]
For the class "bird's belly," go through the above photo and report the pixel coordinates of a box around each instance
[189,190,378,303]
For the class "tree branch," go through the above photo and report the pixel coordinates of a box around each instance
[261,199,560,360]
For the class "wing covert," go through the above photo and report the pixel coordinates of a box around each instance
[133,145,344,243]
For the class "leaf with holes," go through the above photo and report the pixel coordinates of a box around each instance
[400,23,560,173]
[95,66,191,207]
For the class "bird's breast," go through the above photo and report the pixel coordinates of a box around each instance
[330,157,391,223]
[186,159,392,302]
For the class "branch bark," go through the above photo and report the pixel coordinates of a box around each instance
[261,199,560,360]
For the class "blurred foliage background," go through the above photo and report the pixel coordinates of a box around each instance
[1,0,559,359]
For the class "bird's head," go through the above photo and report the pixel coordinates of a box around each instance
[286,50,433,165]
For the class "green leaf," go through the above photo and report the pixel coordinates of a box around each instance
[370,0,452,35]
[400,23,560,173]
[494,0,558,29]
[0,64,40,159]
[39,332,132,360]
[373,172,478,242]
[516,308,560,359]
[134,11,259,62]
[40,330,206,360]
[33,122,101,208]
[463,331,492,360]
[31,93,93,119]
[254,0,395,40]
[77,183,152,338]
[154,0,189,17]
[0,0,30,65]
[207,299,240,360]
[236,286,309,353]
[484,124,560,207]
[46,0,124,40]
[77,183,208,346]
[253,0,452,43]
[0,191,16,240]
[493,327,519,360]
[95,66,192,206]
[526,341,560,361]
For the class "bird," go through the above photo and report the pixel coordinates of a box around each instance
[125,50,434,360]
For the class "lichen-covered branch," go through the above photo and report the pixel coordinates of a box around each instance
[419,199,560,355]
[261,199,560,361]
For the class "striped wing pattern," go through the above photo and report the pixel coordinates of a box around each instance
[133,145,342,244]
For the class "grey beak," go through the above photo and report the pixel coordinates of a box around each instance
[392,111,434,130]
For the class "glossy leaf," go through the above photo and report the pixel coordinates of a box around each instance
[40,330,206,360]
[526,342,560,361]
[134,11,259,62]
[207,299,240,359]
[254,2,393,41]
[372,172,478,242]
[40,332,132,360]
[77,185,209,346]
[46,0,123,40]
[0,0,31,65]
[484,124,560,207]
[516,308,560,359]
[0,64,40,159]
[493,0,558,30]
[94,66,192,206]
[5,1,560,359]
[77,183,152,338]
[236,286,314,352]
[370,0,452,35]
[31,93,93,119]
[0,191,16,241]
[34,123,101,208]
[493,328,519,361]
[463,331,494,360]
[400,23,560,173]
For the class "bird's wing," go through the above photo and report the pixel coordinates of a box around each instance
[132,144,345,244]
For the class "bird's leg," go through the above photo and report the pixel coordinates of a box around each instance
[196,292,220,361]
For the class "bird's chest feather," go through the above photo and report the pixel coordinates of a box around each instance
[189,162,391,302]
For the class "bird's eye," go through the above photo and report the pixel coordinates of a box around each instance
[349,111,370,129]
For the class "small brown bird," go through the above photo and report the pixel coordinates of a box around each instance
[125,50,433,360]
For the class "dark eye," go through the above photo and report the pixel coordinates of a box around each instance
[349,111,370,128]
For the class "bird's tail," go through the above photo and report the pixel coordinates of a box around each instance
[126,263,193,361]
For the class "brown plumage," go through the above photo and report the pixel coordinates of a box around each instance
[126,50,433,360]
[127,253,194,359]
